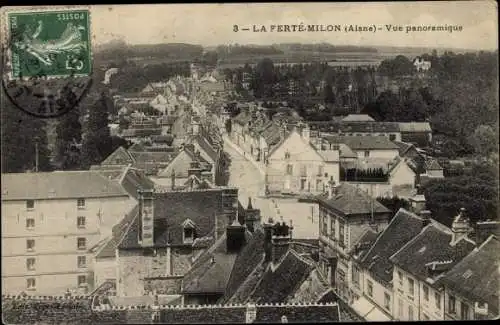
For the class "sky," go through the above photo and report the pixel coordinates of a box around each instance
[88,2,498,50]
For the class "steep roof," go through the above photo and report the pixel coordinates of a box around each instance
[390,221,476,283]
[118,188,231,248]
[425,158,443,171]
[249,250,314,303]
[101,146,135,165]
[438,236,499,315]
[118,167,156,200]
[338,143,357,159]
[323,135,399,150]
[360,209,425,284]
[186,134,219,162]
[157,148,209,178]
[1,171,129,201]
[393,141,416,157]
[316,183,391,217]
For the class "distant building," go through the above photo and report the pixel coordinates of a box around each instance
[414,57,432,72]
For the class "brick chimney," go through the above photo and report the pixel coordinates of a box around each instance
[188,161,202,179]
[419,210,432,227]
[451,208,472,245]
[271,221,293,265]
[226,219,246,253]
[245,197,261,233]
[138,188,155,247]
[409,194,426,214]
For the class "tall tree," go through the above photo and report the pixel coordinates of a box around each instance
[55,107,83,170]
[1,98,52,173]
[81,92,113,168]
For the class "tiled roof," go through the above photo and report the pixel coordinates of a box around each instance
[309,121,400,133]
[157,148,209,178]
[399,122,432,133]
[221,228,266,303]
[95,205,140,259]
[128,143,146,152]
[118,167,156,200]
[261,122,282,146]
[1,171,129,201]
[323,135,400,150]
[171,113,191,138]
[128,151,177,175]
[182,233,238,294]
[438,236,499,315]
[118,189,230,248]
[187,134,219,162]
[121,128,163,138]
[360,209,425,284]
[393,141,415,156]
[389,221,476,283]
[316,183,391,217]
[339,143,357,159]
[349,228,378,260]
[287,268,330,304]
[249,250,314,303]
[101,146,135,165]
[341,114,375,122]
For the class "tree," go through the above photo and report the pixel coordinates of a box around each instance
[81,93,113,168]
[1,98,52,173]
[253,58,276,98]
[468,125,498,158]
[55,107,83,170]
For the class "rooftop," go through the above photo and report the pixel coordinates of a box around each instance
[316,183,391,217]
[438,235,499,315]
[341,114,375,122]
[1,171,129,201]
[323,135,400,151]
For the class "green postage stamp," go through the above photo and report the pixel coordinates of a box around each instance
[6,9,92,79]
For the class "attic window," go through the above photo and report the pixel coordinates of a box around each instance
[182,219,196,244]
[463,269,473,279]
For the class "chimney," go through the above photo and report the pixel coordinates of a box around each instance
[327,177,336,198]
[263,218,274,263]
[245,303,257,324]
[419,210,432,227]
[188,161,202,179]
[474,220,499,245]
[226,219,247,253]
[409,194,426,214]
[171,170,176,190]
[271,221,293,265]
[451,208,472,245]
[245,197,261,233]
[302,124,310,143]
[138,189,155,247]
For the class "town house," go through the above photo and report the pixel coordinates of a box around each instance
[316,181,392,305]
[1,171,138,295]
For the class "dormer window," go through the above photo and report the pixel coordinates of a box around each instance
[182,219,196,244]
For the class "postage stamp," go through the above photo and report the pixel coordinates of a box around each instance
[1,7,93,118]
[6,9,92,79]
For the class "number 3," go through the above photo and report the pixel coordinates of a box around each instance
[233,25,238,32]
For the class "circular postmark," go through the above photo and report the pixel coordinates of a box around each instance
[2,8,93,118]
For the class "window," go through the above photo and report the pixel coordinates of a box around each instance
[398,271,403,287]
[300,178,306,190]
[408,306,414,320]
[352,266,360,286]
[398,299,404,318]
[26,217,35,229]
[26,278,36,290]
[423,285,429,301]
[449,295,456,314]
[330,217,335,239]
[367,279,373,297]
[284,151,290,159]
[318,165,324,176]
[184,227,194,244]
[435,292,441,310]
[26,239,35,252]
[77,256,87,268]
[389,134,396,141]
[26,258,36,271]
[78,275,87,287]
[321,214,328,237]
[364,150,370,157]
[338,219,345,247]
[77,198,86,209]
[408,277,415,296]
[26,200,35,210]
[384,292,391,311]
[77,216,86,228]
[316,179,322,191]
[460,302,470,320]
[77,237,87,250]
[286,164,293,175]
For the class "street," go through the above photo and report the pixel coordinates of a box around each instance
[223,136,319,239]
